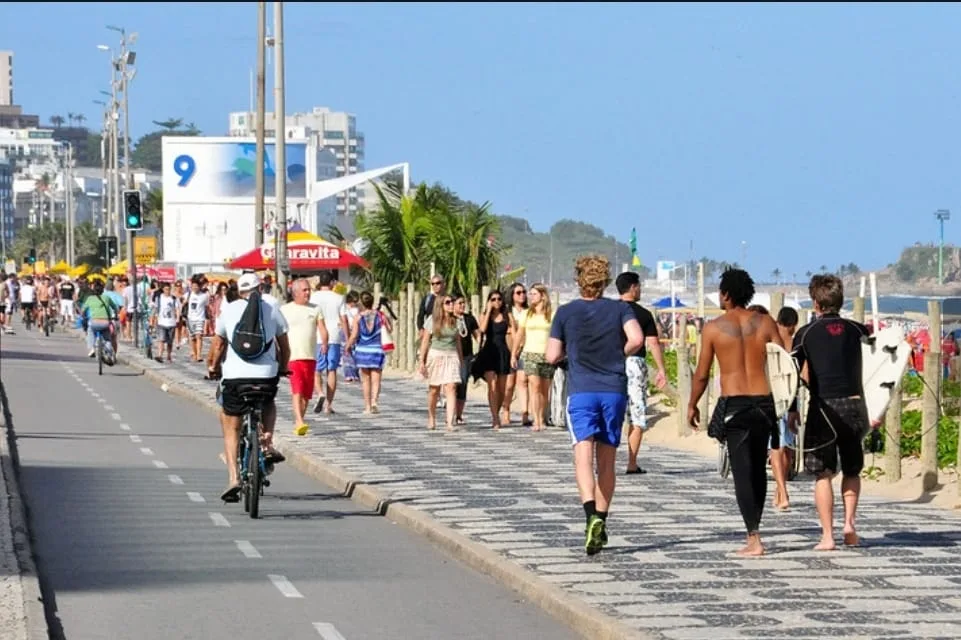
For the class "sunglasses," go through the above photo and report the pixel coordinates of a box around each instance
[490,297,502,302]
[431,281,443,286]
[443,299,454,305]
[514,290,526,295]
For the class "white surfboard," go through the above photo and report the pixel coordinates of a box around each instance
[862,326,912,424]
[766,343,799,419]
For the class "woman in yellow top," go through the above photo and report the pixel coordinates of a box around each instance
[510,283,555,431]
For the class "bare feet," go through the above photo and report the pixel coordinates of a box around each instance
[814,537,837,551]
[427,421,436,430]
[736,533,765,557]
[843,530,860,547]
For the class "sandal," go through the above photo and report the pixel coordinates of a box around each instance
[220,484,241,503]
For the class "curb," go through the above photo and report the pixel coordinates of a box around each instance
[0,380,50,640]
[104,342,650,640]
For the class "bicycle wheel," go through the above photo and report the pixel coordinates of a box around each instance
[97,336,103,376]
[240,430,251,514]
[246,418,261,519]
[718,442,731,479]
[43,315,50,337]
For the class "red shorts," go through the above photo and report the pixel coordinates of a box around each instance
[288,360,315,399]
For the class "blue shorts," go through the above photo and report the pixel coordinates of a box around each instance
[566,392,628,448]
[316,344,342,372]
[771,414,796,449]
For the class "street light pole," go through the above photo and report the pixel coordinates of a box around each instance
[254,2,267,246]
[274,1,288,295]
[936,209,951,285]
[65,143,75,266]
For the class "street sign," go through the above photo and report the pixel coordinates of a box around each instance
[134,236,158,264]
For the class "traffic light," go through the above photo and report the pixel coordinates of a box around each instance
[98,236,118,264]
[123,190,143,231]
[27,248,36,264]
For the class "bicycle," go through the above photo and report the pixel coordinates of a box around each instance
[92,324,116,376]
[23,307,33,331]
[233,382,275,519]
[43,305,54,337]
[141,312,154,360]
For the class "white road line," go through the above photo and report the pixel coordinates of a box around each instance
[268,575,303,598]
[186,492,206,503]
[129,435,142,443]
[120,423,131,431]
[110,413,122,421]
[139,447,154,456]
[208,512,230,527]
[168,474,183,485]
[90,392,100,398]
[104,404,115,411]
[235,540,262,559]
[152,460,168,469]
[97,398,106,404]
[313,623,347,640]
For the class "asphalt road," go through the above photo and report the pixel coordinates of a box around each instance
[1,323,577,640]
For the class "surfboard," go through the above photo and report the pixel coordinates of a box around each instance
[862,326,912,424]
[766,343,799,419]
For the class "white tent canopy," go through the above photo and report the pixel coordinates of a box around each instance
[309,162,409,205]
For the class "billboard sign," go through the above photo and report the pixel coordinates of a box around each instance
[162,137,308,203]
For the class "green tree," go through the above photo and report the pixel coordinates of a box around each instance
[50,115,65,128]
[144,188,164,257]
[771,268,782,283]
[131,120,202,172]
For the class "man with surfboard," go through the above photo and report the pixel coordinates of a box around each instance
[789,274,872,550]
[688,268,785,557]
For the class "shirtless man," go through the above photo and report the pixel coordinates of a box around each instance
[688,268,784,557]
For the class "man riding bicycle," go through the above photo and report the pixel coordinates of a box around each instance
[19,276,36,327]
[36,275,52,328]
[208,273,291,503]
[81,279,120,359]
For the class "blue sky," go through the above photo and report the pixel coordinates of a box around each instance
[3,2,961,278]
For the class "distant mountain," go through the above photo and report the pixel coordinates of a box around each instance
[496,216,649,285]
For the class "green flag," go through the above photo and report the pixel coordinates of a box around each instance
[630,227,637,255]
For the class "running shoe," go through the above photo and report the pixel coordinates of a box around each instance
[293,424,309,436]
[585,515,606,556]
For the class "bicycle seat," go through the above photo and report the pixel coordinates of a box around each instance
[233,382,275,407]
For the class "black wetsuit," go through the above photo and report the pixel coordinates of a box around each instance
[792,313,871,477]
[714,395,777,533]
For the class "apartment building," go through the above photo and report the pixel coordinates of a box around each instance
[0,152,13,256]
[228,106,366,216]
[0,51,12,106]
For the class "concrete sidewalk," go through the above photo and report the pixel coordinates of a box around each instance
[0,350,49,640]
[99,334,961,639]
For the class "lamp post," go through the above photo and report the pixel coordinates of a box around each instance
[93,98,110,235]
[273,1,288,294]
[935,209,951,286]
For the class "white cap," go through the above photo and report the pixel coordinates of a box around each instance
[238,273,261,293]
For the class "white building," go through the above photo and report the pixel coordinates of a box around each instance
[0,127,59,170]
[0,51,12,107]
[228,106,365,215]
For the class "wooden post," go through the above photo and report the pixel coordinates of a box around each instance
[397,291,407,371]
[798,308,809,325]
[405,282,416,372]
[481,285,491,304]
[551,290,560,311]
[676,315,691,437]
[411,289,422,372]
[921,300,942,491]
[770,292,784,318]
[852,297,865,323]
[884,383,902,483]
[373,282,382,306]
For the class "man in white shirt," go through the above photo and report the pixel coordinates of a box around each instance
[281,278,328,436]
[19,277,36,326]
[308,271,350,415]
[209,273,291,503]
[155,282,179,362]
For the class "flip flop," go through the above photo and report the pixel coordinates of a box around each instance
[220,484,241,503]
[626,468,647,475]
[264,450,286,464]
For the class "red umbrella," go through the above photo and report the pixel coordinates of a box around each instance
[228,224,368,271]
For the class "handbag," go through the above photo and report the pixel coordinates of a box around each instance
[379,312,395,352]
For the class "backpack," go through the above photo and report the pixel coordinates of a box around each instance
[230,290,272,361]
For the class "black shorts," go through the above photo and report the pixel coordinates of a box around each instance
[39,300,50,309]
[803,396,870,478]
[21,302,34,313]
[219,377,280,418]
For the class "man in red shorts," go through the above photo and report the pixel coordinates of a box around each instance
[280,278,329,435]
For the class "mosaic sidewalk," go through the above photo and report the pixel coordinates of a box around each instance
[111,338,961,640]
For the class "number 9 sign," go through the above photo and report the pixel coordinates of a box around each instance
[173,154,196,187]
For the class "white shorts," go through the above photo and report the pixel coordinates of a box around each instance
[189,319,205,336]
[60,299,74,319]
[626,356,649,430]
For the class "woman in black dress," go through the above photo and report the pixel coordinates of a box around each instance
[472,289,515,429]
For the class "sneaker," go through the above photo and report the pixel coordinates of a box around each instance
[293,424,309,436]
[88,349,96,358]
[585,515,606,556]
[313,397,325,414]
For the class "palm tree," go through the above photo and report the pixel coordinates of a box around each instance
[152,118,184,131]
[67,112,76,127]
[771,268,782,284]
[818,264,828,273]
[433,200,503,297]
[75,114,87,128]
[50,115,65,129]
[805,270,813,279]
[144,188,164,256]
[74,222,102,266]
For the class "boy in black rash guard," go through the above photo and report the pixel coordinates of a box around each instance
[688,268,784,557]
[789,274,872,550]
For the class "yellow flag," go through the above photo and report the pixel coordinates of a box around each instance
[632,255,641,267]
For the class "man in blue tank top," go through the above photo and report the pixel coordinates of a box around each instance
[547,255,643,555]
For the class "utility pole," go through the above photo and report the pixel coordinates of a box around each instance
[66,144,75,266]
[273,1,288,294]
[936,209,951,286]
[254,2,267,246]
